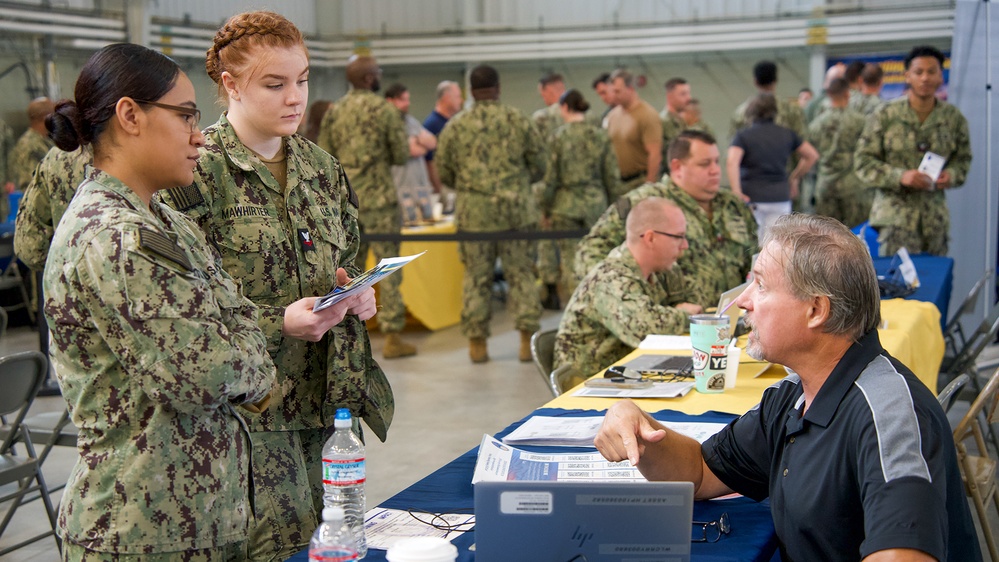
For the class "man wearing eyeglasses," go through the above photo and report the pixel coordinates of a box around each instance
[596,214,981,562]
[855,45,972,257]
[575,130,757,310]
[553,197,702,378]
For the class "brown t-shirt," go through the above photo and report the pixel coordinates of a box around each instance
[606,100,663,178]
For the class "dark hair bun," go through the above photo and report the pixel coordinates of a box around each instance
[47,101,83,152]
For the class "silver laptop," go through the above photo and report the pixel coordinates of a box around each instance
[474,480,694,562]
[716,282,748,337]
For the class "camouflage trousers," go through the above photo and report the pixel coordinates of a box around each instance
[814,182,872,229]
[550,215,588,297]
[533,182,559,286]
[356,206,406,333]
[877,225,948,257]
[62,541,247,562]
[246,427,331,562]
[458,236,541,339]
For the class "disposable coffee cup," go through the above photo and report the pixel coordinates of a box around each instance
[432,202,444,221]
[690,314,732,394]
[386,536,458,562]
[724,341,740,389]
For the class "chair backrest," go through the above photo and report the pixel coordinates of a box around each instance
[937,374,971,413]
[530,329,557,380]
[0,351,48,454]
[954,367,999,449]
[548,364,586,398]
[945,305,999,381]
[944,270,992,338]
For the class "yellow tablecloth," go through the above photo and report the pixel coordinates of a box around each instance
[547,298,944,416]
[367,220,463,331]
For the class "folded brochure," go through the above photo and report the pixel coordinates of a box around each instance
[313,252,425,312]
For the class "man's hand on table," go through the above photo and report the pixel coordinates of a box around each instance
[594,400,667,466]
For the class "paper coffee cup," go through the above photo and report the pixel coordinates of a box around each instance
[690,314,732,394]
[386,536,458,562]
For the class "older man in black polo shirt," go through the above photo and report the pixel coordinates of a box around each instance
[595,213,980,562]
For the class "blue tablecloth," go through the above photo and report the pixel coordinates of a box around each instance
[289,408,778,562]
[872,254,954,327]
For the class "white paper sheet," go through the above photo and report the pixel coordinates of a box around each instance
[639,335,692,350]
[364,507,473,551]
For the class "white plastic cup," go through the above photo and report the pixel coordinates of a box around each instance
[432,202,444,221]
[724,342,740,389]
[386,536,458,562]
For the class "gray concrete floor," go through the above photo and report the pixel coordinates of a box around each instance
[2,307,997,561]
[0,305,562,561]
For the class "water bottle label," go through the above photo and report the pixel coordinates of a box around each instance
[309,548,358,561]
[322,457,366,485]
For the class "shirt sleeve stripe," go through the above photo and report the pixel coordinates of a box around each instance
[854,355,932,483]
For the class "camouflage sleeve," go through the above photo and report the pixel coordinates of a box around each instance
[574,203,623,280]
[435,123,456,188]
[854,111,904,192]
[806,118,829,156]
[317,106,336,156]
[384,105,409,167]
[947,113,972,187]
[80,224,274,412]
[541,135,560,213]
[337,164,362,277]
[13,161,53,272]
[787,103,806,138]
[591,273,690,347]
[524,117,549,184]
[601,137,621,199]
[0,121,12,183]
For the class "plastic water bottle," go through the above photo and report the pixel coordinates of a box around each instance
[322,408,367,557]
[308,506,358,562]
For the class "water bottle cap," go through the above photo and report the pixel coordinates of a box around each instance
[322,506,346,522]
[334,408,352,428]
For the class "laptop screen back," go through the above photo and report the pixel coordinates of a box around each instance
[474,480,694,562]
[716,282,748,337]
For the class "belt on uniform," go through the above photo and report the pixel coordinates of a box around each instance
[621,171,646,182]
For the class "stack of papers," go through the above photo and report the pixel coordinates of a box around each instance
[572,381,694,398]
[500,416,728,447]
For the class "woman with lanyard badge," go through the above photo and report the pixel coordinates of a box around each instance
[161,11,391,560]
[44,43,274,561]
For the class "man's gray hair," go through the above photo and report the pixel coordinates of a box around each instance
[762,214,881,339]
[436,80,459,100]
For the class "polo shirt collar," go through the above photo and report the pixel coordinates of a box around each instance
[801,330,884,428]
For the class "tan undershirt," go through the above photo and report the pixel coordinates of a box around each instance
[249,144,288,191]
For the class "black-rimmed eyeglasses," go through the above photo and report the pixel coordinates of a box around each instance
[644,230,687,242]
[692,512,730,542]
[134,100,202,134]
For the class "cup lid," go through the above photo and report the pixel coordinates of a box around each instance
[385,537,458,562]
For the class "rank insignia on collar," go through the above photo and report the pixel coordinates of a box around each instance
[299,228,315,252]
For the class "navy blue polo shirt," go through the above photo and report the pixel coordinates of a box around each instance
[422,110,449,162]
[701,330,980,562]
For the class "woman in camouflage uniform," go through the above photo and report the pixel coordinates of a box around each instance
[44,43,275,561]
[160,11,389,561]
[542,88,620,294]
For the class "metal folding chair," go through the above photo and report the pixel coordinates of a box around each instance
[954,367,999,562]
[942,270,993,370]
[0,351,59,556]
[937,374,972,414]
[530,329,559,397]
[0,234,35,325]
